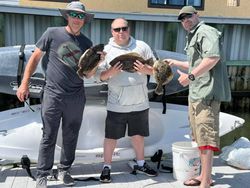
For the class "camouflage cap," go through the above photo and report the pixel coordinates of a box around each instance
[178,6,197,20]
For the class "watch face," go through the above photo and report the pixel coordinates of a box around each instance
[188,74,195,81]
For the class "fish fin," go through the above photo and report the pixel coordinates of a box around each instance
[155,84,163,95]
[125,52,141,57]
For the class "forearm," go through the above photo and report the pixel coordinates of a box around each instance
[191,57,220,77]
[16,48,42,102]
[100,69,113,81]
[100,62,122,81]
[22,57,40,85]
[141,65,154,75]
[134,60,154,75]
[167,59,189,70]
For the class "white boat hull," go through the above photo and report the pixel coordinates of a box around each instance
[0,100,245,164]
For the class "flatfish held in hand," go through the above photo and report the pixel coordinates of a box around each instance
[153,60,173,95]
[77,44,104,78]
[109,52,154,73]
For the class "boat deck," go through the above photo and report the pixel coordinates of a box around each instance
[1,156,249,188]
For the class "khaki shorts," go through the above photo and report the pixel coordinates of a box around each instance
[189,100,221,148]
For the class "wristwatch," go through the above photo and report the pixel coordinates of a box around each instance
[188,73,195,81]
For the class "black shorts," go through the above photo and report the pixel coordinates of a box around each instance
[105,109,149,139]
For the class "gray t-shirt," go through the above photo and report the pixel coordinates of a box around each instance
[36,27,92,96]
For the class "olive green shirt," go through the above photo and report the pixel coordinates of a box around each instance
[185,21,231,102]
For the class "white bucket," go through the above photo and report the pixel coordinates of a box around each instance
[172,141,200,181]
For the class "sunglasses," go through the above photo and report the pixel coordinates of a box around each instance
[68,11,86,20]
[180,14,193,22]
[113,27,128,32]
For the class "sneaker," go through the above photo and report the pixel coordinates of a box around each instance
[58,170,75,186]
[137,162,158,177]
[100,166,111,183]
[36,176,47,188]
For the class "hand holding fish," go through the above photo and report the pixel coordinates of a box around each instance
[134,60,153,75]
[84,51,106,79]
[109,52,154,73]
[100,62,123,81]
[163,58,189,70]
[163,58,178,66]
[177,69,189,87]
[163,59,172,65]
[77,44,104,78]
[109,62,123,76]
[97,51,106,62]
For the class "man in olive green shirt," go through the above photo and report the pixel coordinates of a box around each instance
[166,6,231,188]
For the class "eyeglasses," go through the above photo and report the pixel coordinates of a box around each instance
[180,14,193,22]
[68,11,86,20]
[112,27,128,33]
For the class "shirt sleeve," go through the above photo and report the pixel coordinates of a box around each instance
[198,27,221,58]
[36,28,52,52]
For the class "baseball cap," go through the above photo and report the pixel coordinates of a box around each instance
[178,6,197,20]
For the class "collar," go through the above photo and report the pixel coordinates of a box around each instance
[109,36,135,49]
[189,21,204,34]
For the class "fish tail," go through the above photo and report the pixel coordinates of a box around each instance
[155,84,163,95]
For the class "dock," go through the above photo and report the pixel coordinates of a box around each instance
[1,156,249,188]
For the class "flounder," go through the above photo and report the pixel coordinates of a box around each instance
[153,60,173,95]
[109,52,154,73]
[77,44,104,78]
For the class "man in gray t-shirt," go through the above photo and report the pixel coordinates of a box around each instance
[16,2,101,188]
